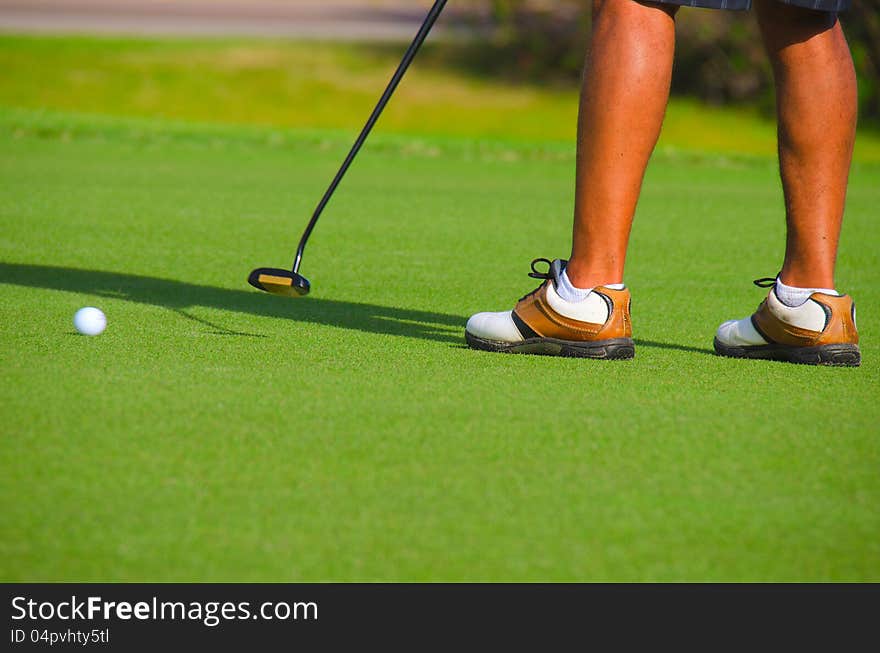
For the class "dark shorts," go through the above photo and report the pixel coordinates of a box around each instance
[655,0,850,10]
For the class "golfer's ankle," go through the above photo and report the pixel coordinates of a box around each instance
[564,259,623,289]
[779,263,835,291]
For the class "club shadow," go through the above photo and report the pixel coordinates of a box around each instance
[0,263,465,345]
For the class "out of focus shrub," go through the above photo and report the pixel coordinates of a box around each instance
[452,0,880,123]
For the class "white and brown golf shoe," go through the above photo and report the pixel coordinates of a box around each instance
[714,278,860,367]
[465,258,635,359]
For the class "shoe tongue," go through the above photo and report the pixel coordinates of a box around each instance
[549,259,567,289]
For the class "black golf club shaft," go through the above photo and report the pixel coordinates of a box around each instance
[292,0,449,274]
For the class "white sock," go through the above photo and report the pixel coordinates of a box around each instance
[774,276,838,308]
[557,267,624,303]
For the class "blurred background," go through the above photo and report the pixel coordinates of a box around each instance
[459,0,880,122]
[0,0,878,155]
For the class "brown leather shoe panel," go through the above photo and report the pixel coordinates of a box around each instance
[811,294,859,345]
[753,294,859,346]
[753,300,822,346]
[597,287,633,339]
[513,283,632,342]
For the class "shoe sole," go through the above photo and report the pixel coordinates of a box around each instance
[713,338,861,367]
[466,333,635,359]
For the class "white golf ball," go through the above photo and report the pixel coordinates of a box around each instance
[73,307,107,336]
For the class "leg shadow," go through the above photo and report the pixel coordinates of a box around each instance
[0,263,722,354]
[634,339,715,356]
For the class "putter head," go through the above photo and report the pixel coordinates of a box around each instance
[248,267,311,297]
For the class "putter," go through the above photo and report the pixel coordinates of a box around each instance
[249,0,449,298]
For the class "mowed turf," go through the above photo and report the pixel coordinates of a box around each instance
[1,109,878,582]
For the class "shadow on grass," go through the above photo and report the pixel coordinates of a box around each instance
[1,263,716,355]
[0,263,464,345]
[634,339,714,357]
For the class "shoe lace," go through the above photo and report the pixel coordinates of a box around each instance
[528,258,554,280]
[752,276,777,311]
[518,258,554,302]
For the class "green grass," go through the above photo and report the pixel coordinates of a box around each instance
[1,107,878,581]
[2,34,880,161]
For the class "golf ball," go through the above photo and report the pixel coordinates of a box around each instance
[73,307,107,336]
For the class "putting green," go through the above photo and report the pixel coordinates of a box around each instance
[1,109,878,581]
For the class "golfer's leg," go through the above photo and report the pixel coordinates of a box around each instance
[714,1,860,366]
[755,1,857,289]
[465,0,674,358]
[566,0,677,289]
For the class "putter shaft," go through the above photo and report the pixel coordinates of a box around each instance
[292,0,449,273]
